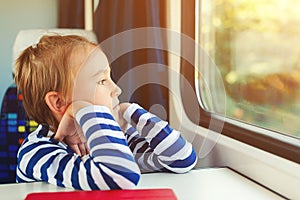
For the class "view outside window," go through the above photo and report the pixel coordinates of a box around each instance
[198,0,300,137]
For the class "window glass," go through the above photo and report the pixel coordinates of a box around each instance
[198,0,300,138]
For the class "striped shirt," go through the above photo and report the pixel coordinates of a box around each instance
[16,103,197,190]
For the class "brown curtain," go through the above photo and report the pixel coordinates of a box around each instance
[180,0,199,124]
[58,0,84,28]
[58,0,169,120]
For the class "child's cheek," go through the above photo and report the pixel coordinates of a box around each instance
[72,82,97,104]
[94,89,113,110]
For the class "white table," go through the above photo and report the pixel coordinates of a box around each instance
[0,168,284,200]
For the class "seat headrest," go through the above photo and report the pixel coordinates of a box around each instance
[12,28,98,74]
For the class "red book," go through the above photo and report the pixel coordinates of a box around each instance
[25,188,177,200]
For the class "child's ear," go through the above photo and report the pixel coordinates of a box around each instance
[45,91,68,115]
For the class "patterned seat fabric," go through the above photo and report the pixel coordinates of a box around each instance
[0,83,38,183]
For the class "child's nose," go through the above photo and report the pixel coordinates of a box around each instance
[113,84,122,97]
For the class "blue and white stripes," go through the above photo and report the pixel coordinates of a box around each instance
[124,104,197,173]
[16,103,197,190]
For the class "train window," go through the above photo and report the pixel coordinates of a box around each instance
[196,0,300,141]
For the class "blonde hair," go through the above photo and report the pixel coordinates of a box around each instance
[14,35,96,131]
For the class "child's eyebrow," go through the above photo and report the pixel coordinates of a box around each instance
[91,69,104,78]
[91,67,110,78]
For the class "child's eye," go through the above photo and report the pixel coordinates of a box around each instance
[96,79,106,85]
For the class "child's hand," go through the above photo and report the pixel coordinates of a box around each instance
[54,101,92,156]
[112,102,131,132]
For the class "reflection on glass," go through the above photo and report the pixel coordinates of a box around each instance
[198,0,300,137]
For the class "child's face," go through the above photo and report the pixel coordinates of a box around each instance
[70,45,121,111]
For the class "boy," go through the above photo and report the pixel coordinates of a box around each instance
[14,35,197,190]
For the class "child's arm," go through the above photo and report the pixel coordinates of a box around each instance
[17,102,141,190]
[122,103,198,173]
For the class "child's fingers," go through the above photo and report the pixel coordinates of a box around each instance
[68,143,89,156]
[85,142,90,154]
[78,143,87,156]
[53,131,65,142]
[69,144,81,156]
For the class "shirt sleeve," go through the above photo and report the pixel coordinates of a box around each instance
[16,105,141,190]
[123,103,198,174]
